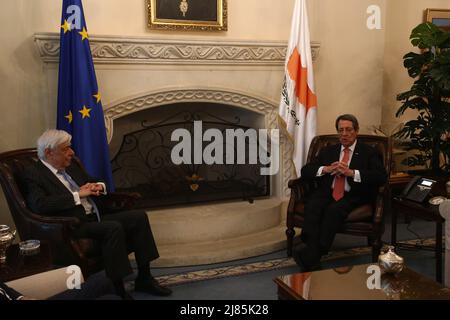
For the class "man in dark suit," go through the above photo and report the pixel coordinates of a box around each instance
[21,129,172,299]
[293,114,387,271]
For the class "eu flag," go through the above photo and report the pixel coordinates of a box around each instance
[57,0,114,191]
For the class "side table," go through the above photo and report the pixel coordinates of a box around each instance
[0,241,52,282]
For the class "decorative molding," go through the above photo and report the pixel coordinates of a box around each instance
[104,88,278,140]
[103,88,295,193]
[34,33,320,65]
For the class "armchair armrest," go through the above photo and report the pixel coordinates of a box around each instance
[28,212,80,229]
[288,177,315,202]
[97,192,142,214]
[373,185,389,226]
[287,177,317,220]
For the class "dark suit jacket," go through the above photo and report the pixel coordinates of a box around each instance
[22,159,105,221]
[301,141,387,202]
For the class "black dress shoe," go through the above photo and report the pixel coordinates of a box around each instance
[293,241,307,253]
[135,277,172,296]
[293,251,309,272]
[293,246,322,272]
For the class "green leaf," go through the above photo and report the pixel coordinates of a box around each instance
[430,65,450,91]
[410,22,443,49]
[435,32,450,48]
[395,97,429,117]
[403,52,432,77]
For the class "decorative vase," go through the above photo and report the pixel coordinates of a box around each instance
[378,246,404,274]
[0,225,16,263]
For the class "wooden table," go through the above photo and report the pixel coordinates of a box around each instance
[391,196,445,283]
[274,263,450,300]
[0,241,52,282]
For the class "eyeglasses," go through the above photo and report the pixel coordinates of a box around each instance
[337,128,355,134]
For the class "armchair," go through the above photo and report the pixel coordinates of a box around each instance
[286,135,392,262]
[0,148,139,278]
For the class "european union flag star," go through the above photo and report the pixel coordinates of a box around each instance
[65,110,73,124]
[93,92,101,103]
[79,106,91,119]
[79,27,89,41]
[61,20,71,34]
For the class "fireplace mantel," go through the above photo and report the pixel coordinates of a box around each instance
[34,33,320,66]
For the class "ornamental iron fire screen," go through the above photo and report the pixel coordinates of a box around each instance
[111,110,270,209]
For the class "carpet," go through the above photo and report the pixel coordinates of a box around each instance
[154,237,439,287]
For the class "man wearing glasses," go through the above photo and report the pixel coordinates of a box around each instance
[293,114,387,271]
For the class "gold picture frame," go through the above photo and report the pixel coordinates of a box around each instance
[425,8,450,31]
[147,0,228,31]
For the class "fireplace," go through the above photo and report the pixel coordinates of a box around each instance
[34,33,319,265]
[110,102,270,208]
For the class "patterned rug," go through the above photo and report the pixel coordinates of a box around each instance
[153,237,439,287]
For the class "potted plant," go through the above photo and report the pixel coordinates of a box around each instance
[395,22,450,177]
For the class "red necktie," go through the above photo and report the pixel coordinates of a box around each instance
[332,147,350,201]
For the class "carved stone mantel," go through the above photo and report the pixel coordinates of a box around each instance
[34,33,320,65]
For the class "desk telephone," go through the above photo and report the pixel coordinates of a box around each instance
[401,176,436,203]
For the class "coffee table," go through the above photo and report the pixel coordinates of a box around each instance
[274,263,450,300]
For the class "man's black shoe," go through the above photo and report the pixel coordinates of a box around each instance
[293,241,307,253]
[292,247,322,272]
[292,251,309,272]
[135,277,172,296]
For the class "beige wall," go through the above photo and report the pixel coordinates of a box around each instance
[0,0,446,226]
[313,0,386,134]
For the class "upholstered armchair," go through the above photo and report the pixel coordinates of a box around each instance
[286,135,392,262]
[0,148,139,278]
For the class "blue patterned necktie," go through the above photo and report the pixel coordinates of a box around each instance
[58,170,101,222]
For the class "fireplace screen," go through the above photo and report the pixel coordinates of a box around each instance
[111,110,270,209]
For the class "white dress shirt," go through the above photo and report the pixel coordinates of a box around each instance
[41,160,106,215]
[316,140,361,192]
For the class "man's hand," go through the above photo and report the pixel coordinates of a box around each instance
[79,183,102,197]
[322,162,340,175]
[323,162,354,177]
[334,162,354,177]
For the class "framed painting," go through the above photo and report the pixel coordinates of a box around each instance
[147,0,228,31]
[425,8,450,31]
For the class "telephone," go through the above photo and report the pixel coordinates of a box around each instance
[401,176,436,203]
